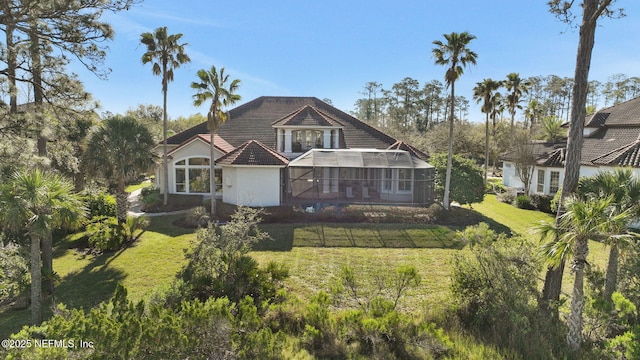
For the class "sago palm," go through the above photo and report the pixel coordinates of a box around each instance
[84,116,157,223]
[432,31,477,209]
[0,169,84,324]
[191,66,241,217]
[141,26,190,206]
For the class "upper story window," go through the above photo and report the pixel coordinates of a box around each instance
[292,130,323,152]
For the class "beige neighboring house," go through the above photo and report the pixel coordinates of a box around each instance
[156,96,435,208]
[502,96,640,196]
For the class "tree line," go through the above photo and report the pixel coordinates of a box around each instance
[351,73,640,134]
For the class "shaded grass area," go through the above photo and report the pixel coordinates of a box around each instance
[0,215,192,339]
[124,179,151,193]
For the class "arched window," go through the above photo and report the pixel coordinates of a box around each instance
[174,157,216,194]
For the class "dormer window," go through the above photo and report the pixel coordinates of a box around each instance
[293,129,324,151]
[272,105,344,154]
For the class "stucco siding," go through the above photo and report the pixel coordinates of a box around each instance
[222,166,282,207]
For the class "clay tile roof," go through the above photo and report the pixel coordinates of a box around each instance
[272,105,345,127]
[196,134,235,153]
[386,140,429,160]
[167,134,233,156]
[591,140,640,167]
[216,140,289,166]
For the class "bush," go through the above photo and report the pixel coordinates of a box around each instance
[430,153,485,206]
[496,191,515,204]
[140,185,161,210]
[514,195,533,209]
[185,206,210,228]
[82,188,116,218]
[530,194,553,213]
[86,215,149,252]
[550,187,562,214]
[86,216,123,252]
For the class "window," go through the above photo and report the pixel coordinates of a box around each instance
[398,169,412,192]
[383,168,393,191]
[550,171,560,194]
[537,169,545,193]
[292,130,324,151]
[174,157,216,194]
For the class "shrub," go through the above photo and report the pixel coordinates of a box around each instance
[140,186,161,210]
[430,153,485,206]
[86,216,123,252]
[85,215,149,252]
[550,187,562,214]
[514,195,533,209]
[186,205,210,228]
[530,194,553,213]
[180,207,289,305]
[496,191,515,204]
[82,188,116,218]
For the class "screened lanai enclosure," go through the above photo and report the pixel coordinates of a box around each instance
[284,149,435,207]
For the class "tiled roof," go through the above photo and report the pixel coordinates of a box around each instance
[195,134,235,153]
[167,96,398,150]
[504,96,640,168]
[502,140,567,166]
[585,97,640,127]
[167,134,233,156]
[216,140,289,166]
[272,105,345,127]
[386,140,429,160]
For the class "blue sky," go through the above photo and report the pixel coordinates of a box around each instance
[73,0,640,121]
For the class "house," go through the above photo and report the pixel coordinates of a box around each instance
[157,96,435,207]
[502,96,640,196]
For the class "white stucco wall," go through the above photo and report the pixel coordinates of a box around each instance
[222,166,283,207]
[503,162,640,196]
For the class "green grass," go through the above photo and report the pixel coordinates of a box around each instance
[125,179,151,193]
[470,194,555,238]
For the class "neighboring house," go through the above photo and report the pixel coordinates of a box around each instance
[156,96,434,207]
[502,96,640,196]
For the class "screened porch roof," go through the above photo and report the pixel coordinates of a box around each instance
[288,149,434,169]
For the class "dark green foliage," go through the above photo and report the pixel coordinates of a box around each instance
[430,153,485,206]
[530,193,554,213]
[6,285,236,359]
[180,207,289,305]
[82,189,117,218]
[514,195,533,209]
[450,223,565,357]
[0,241,29,306]
[86,215,149,252]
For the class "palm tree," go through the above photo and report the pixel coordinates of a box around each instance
[538,195,621,351]
[473,78,503,185]
[540,116,565,142]
[84,116,157,223]
[141,27,191,206]
[578,168,640,302]
[0,169,84,324]
[432,31,477,210]
[505,73,530,132]
[191,66,241,217]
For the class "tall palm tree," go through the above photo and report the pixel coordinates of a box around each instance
[538,195,621,351]
[0,169,84,324]
[191,66,241,217]
[473,78,503,185]
[578,168,640,302]
[141,27,191,206]
[505,72,530,132]
[84,116,157,223]
[432,31,477,210]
